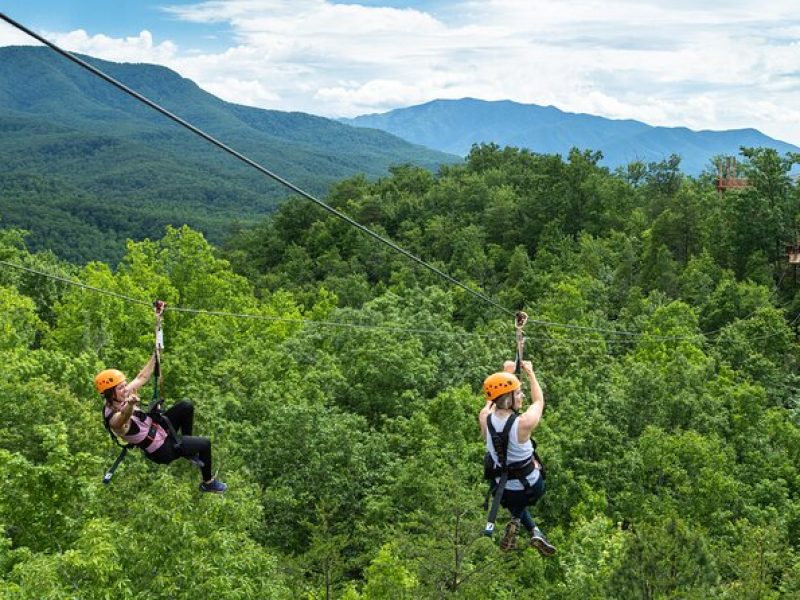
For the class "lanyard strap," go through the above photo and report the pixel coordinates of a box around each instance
[513,311,528,375]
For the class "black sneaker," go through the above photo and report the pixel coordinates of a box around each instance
[500,518,520,551]
[531,527,556,556]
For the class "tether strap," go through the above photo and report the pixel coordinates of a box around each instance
[148,353,181,448]
[514,311,527,375]
[101,404,134,485]
[483,413,517,536]
[150,306,179,447]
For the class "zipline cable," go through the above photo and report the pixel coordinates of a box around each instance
[0,14,729,339]
[2,13,797,342]
[0,11,514,319]
[0,259,696,343]
[0,259,511,340]
[0,259,152,307]
[3,259,798,346]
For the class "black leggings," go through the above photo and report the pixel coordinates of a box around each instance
[146,401,213,481]
[500,477,546,533]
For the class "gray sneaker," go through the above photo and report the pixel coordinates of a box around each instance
[531,527,556,556]
[500,518,520,551]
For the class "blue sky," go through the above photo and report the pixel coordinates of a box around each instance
[2,0,800,145]
[2,1,238,51]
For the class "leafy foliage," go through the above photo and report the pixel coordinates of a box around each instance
[1,142,799,597]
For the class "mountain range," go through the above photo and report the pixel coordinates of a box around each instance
[2,45,798,264]
[0,46,455,263]
[342,98,800,175]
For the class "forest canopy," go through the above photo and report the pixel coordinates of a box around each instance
[1,144,799,598]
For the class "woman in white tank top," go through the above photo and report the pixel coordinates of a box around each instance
[479,360,556,555]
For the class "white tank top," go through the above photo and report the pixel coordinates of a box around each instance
[486,413,540,491]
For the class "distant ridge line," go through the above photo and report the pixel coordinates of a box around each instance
[341,98,800,175]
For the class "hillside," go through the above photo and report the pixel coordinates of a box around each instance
[0,46,457,263]
[341,98,800,174]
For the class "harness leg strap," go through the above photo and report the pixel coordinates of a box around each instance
[158,412,181,450]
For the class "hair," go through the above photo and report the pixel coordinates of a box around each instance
[494,392,514,410]
[102,388,117,403]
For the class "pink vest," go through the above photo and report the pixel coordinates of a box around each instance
[104,405,167,453]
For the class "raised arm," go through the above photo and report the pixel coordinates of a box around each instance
[123,301,165,396]
[517,360,544,441]
[108,393,140,435]
[478,400,493,440]
[125,352,157,396]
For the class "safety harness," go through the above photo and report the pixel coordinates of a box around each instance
[483,412,538,533]
[101,406,166,452]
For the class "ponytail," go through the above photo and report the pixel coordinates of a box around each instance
[494,392,514,410]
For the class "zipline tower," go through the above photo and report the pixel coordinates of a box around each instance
[787,237,800,265]
[786,234,800,281]
[716,156,749,195]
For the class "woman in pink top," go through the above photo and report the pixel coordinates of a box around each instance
[95,304,226,494]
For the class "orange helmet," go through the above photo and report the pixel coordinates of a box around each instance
[483,372,521,402]
[94,369,126,394]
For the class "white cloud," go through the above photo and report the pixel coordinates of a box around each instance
[0,21,180,64]
[201,76,281,105]
[3,0,800,144]
[315,79,434,114]
[0,20,43,46]
[47,29,179,63]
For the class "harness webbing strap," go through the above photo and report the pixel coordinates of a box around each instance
[483,413,517,536]
[484,471,508,535]
[148,352,182,449]
[514,311,527,375]
[101,405,133,484]
[103,446,128,485]
[102,405,133,449]
[488,414,516,469]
